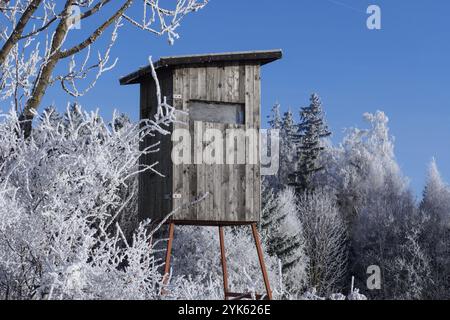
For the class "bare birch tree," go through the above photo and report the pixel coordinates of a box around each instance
[0,0,208,136]
[297,189,347,296]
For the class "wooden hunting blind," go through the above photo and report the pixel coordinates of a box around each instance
[120,50,282,226]
[120,50,282,300]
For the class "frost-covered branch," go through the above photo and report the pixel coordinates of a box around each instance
[0,0,208,136]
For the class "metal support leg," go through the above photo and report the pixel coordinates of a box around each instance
[163,222,175,287]
[251,223,273,300]
[219,226,229,300]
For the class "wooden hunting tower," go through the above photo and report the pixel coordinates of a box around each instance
[120,50,282,226]
[120,50,282,300]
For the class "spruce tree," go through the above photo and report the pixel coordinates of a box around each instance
[41,106,63,126]
[266,103,283,188]
[64,103,84,128]
[262,186,308,292]
[260,181,278,237]
[111,113,132,131]
[268,102,298,188]
[268,102,282,130]
[290,93,331,195]
[279,108,297,186]
[420,159,450,299]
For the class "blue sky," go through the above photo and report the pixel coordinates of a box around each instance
[43,0,450,197]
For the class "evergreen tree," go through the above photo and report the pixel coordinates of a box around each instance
[421,159,450,223]
[267,103,298,188]
[420,159,450,299]
[64,103,85,129]
[41,106,63,126]
[268,102,282,130]
[290,93,331,195]
[260,181,279,235]
[261,183,308,293]
[111,113,132,131]
[266,103,283,188]
[281,108,295,133]
[63,103,106,140]
[279,108,297,186]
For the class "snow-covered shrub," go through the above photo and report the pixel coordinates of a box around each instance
[301,288,326,300]
[329,293,346,300]
[0,106,176,299]
[347,289,367,300]
[170,275,224,300]
[0,102,286,300]
[299,288,367,301]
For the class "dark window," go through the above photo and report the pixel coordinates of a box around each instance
[188,100,245,125]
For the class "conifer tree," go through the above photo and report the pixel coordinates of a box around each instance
[112,113,132,131]
[420,159,450,299]
[260,181,279,236]
[279,108,297,186]
[261,184,308,292]
[268,102,282,130]
[64,103,85,129]
[41,106,63,126]
[267,103,298,188]
[290,93,331,195]
[266,103,283,188]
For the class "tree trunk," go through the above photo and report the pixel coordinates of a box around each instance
[19,0,132,137]
[20,0,74,137]
[0,0,43,66]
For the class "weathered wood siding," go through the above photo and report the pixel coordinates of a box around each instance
[138,70,174,222]
[171,63,261,223]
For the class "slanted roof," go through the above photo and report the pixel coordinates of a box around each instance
[119,49,282,85]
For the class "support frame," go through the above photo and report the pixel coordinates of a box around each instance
[162,222,272,300]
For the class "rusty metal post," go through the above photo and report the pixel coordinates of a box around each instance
[251,223,272,300]
[219,226,229,300]
[163,222,175,287]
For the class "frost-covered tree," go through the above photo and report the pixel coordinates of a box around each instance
[290,93,331,195]
[268,102,282,130]
[335,111,430,299]
[63,103,87,130]
[261,187,308,293]
[266,103,282,188]
[297,189,347,296]
[112,113,132,131]
[267,103,297,188]
[391,221,432,300]
[260,181,278,235]
[351,188,423,300]
[279,108,297,186]
[420,159,450,299]
[334,111,409,226]
[421,159,450,224]
[41,105,63,126]
[0,0,208,136]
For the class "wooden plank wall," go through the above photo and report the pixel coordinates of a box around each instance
[171,63,261,223]
[138,70,174,222]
